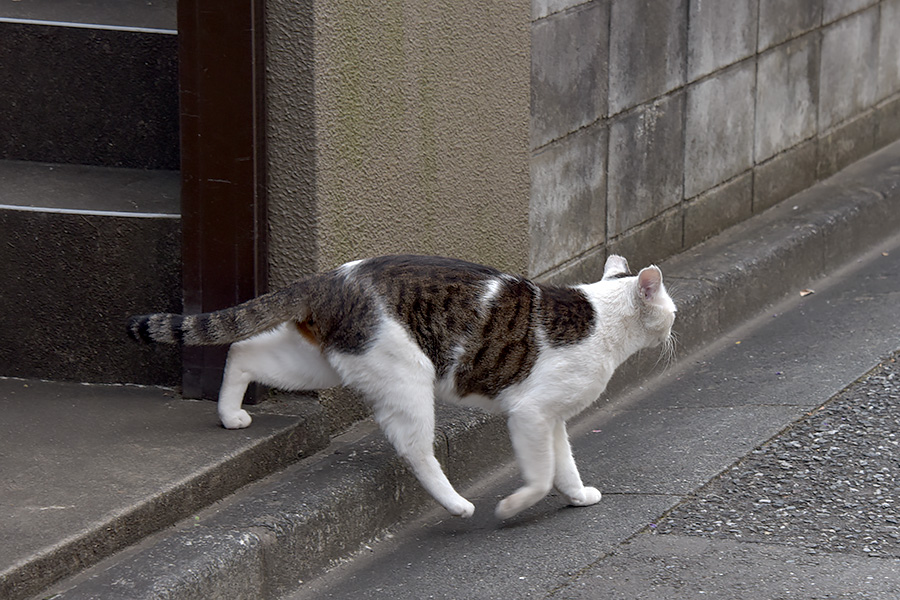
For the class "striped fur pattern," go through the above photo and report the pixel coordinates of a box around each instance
[128,253,676,520]
[128,283,316,346]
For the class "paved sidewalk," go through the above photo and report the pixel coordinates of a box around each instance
[289,234,900,600]
[612,354,900,600]
[555,353,900,599]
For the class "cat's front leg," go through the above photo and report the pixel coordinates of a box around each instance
[496,411,556,520]
[551,419,601,507]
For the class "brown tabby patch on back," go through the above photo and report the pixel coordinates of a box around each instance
[538,285,595,347]
[354,255,500,376]
[454,277,539,398]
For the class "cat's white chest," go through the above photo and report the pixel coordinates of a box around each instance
[502,340,613,419]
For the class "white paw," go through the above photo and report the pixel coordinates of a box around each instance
[495,496,523,520]
[220,409,252,429]
[567,486,602,507]
[447,498,476,518]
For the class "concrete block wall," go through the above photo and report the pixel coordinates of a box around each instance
[531,0,900,283]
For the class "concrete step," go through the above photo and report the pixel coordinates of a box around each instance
[0,160,181,385]
[0,0,176,30]
[0,1,178,168]
[14,140,900,600]
[0,380,330,600]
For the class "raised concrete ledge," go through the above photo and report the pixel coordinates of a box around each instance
[661,138,900,352]
[40,140,900,599]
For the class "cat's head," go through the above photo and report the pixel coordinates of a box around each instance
[634,264,677,347]
[601,254,677,349]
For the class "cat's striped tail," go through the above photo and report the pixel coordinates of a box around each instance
[127,283,310,346]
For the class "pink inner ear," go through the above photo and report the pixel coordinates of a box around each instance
[638,267,662,300]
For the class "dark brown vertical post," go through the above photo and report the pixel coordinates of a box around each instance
[178,0,267,400]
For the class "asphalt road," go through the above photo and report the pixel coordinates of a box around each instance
[288,234,900,600]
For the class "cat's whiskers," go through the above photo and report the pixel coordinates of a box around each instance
[655,331,678,370]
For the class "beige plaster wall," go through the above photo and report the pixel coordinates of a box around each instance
[266,0,318,289]
[266,0,531,289]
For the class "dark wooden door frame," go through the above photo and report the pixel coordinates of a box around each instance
[178,0,267,400]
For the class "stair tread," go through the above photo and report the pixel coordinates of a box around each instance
[0,378,317,600]
[0,0,176,32]
[0,160,179,216]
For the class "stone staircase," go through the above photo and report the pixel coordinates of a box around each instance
[0,0,181,386]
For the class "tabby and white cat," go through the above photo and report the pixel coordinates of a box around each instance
[128,254,676,519]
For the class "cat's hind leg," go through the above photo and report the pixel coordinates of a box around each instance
[218,323,341,429]
[328,324,475,518]
[551,419,601,508]
[496,409,556,520]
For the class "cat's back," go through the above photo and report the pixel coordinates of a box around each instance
[341,255,504,367]
[344,255,507,312]
[340,255,596,397]
[350,254,503,287]
[299,255,503,357]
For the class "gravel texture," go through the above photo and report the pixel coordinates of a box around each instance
[655,351,900,558]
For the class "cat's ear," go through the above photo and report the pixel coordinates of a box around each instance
[602,254,629,280]
[637,266,663,303]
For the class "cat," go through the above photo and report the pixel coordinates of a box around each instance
[128,253,676,520]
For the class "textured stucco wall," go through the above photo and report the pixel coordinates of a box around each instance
[265,0,530,434]
[266,0,318,290]
[266,0,530,289]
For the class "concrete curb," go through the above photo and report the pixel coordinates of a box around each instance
[48,141,900,599]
